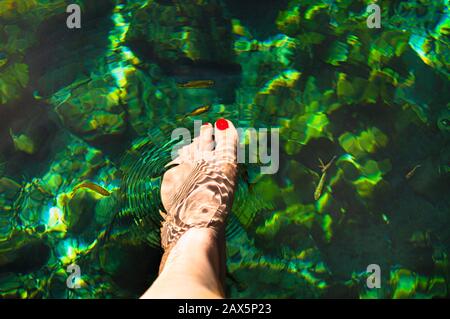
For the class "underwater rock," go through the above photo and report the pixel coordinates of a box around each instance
[52,76,126,141]
[0,62,29,105]
[0,177,20,246]
[235,40,299,127]
[65,188,97,234]
[284,160,318,203]
[0,177,21,200]
[393,0,450,79]
[255,203,322,249]
[15,180,54,229]
[437,107,450,136]
[46,268,69,299]
[0,52,7,69]
[1,240,50,276]
[37,139,120,235]
[0,231,43,268]
[99,242,160,293]
[0,0,65,22]
[336,73,368,104]
[126,0,234,68]
[407,157,443,202]
[0,156,5,177]
[276,4,302,36]
[326,41,349,66]
[94,194,118,226]
[0,273,24,298]
[408,230,432,248]
[13,138,119,236]
[0,206,16,249]
[338,127,389,159]
[254,69,302,116]
[45,173,62,192]
[388,267,447,299]
[227,224,329,298]
[0,21,36,105]
[9,129,36,155]
[229,258,327,298]
[424,276,448,298]
[124,68,179,135]
[41,139,115,194]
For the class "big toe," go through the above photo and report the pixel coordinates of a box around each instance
[214,118,238,163]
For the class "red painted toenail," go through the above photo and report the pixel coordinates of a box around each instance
[216,118,229,130]
[202,122,210,126]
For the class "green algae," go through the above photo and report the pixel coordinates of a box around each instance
[0,0,449,299]
[339,127,388,158]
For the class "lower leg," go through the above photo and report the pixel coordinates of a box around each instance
[141,228,225,298]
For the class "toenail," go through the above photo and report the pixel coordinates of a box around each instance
[202,122,210,126]
[216,118,229,130]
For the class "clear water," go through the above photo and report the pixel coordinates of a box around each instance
[0,0,449,298]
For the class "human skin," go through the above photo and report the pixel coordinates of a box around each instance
[141,119,238,299]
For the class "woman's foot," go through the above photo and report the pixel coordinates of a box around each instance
[159,119,238,268]
[141,119,238,298]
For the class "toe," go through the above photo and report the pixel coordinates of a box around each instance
[199,123,214,152]
[214,118,238,162]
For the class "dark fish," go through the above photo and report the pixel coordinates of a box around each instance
[405,164,421,180]
[73,181,112,197]
[177,80,215,89]
[33,77,92,104]
[314,156,336,200]
[181,105,211,119]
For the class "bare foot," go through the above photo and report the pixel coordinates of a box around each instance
[159,119,238,269]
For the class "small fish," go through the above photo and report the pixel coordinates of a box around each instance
[405,164,421,179]
[33,77,92,104]
[381,213,390,225]
[314,156,336,200]
[181,104,211,119]
[177,80,215,89]
[73,181,111,197]
[33,90,44,100]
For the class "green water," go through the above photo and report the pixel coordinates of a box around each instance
[0,0,449,298]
